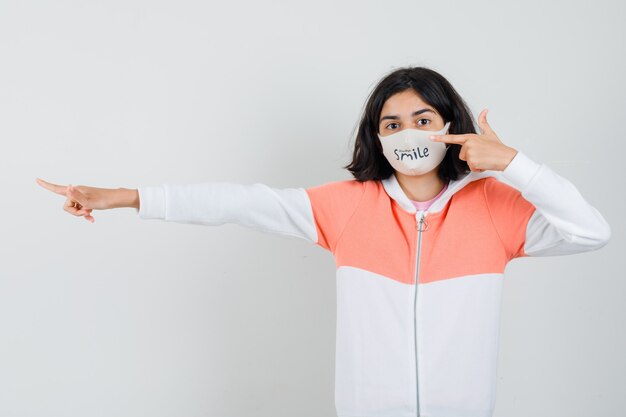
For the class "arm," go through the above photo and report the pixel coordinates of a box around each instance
[485,151,611,258]
[428,108,610,258]
[136,182,318,242]
[135,180,366,252]
[35,177,325,241]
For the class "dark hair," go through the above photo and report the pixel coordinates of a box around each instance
[344,66,473,182]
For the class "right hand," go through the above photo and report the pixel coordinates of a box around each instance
[36,178,126,223]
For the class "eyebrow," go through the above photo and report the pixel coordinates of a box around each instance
[379,108,435,123]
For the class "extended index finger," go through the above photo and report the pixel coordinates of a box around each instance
[35,178,67,196]
[429,134,468,145]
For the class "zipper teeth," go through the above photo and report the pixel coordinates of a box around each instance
[414,211,426,417]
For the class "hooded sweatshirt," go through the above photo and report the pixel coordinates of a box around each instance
[136,151,611,417]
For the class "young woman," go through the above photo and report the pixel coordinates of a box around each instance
[37,66,611,417]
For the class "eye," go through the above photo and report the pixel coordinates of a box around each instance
[386,122,400,130]
[417,118,431,126]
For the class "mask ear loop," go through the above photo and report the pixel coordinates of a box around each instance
[442,120,452,150]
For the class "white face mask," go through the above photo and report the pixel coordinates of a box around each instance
[377,121,451,176]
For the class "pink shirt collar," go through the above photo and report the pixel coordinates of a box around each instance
[410,182,449,211]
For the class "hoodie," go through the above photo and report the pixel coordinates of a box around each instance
[136,151,611,417]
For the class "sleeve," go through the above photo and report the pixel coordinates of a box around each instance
[483,151,611,260]
[135,182,318,243]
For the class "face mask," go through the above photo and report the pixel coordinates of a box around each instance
[377,121,452,176]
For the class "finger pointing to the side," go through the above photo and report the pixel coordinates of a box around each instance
[36,178,68,196]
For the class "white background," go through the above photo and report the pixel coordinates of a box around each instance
[1,0,624,416]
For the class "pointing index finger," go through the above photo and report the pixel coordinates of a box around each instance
[429,134,467,144]
[36,178,68,196]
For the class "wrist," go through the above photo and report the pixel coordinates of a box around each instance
[115,188,140,209]
[500,147,518,171]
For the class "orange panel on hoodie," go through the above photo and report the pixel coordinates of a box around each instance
[307,177,535,286]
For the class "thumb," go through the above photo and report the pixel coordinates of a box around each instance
[477,108,492,135]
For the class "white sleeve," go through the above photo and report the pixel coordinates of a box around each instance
[498,151,611,257]
[135,182,318,243]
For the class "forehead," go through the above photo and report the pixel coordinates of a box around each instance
[380,89,435,117]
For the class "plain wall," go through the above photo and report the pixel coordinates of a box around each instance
[1,0,624,416]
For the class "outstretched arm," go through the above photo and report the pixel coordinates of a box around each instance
[36,177,317,241]
[136,182,317,242]
[37,176,367,252]
[136,179,367,251]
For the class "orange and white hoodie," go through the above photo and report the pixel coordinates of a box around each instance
[136,151,611,417]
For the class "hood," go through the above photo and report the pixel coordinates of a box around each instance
[381,169,504,214]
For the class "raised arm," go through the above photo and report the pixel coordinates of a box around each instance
[428,108,611,258]
[484,152,611,259]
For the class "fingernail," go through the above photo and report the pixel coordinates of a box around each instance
[429,135,436,140]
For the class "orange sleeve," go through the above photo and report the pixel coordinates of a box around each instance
[483,177,537,261]
[305,179,367,253]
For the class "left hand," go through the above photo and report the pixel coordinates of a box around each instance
[429,108,518,172]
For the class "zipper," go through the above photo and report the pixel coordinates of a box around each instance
[414,210,428,417]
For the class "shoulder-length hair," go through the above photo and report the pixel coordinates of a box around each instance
[344,66,474,182]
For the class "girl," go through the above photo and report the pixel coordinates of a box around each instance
[37,66,611,417]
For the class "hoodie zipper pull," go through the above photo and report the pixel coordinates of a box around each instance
[416,211,429,232]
